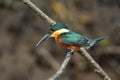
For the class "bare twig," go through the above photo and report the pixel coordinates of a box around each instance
[22,0,56,26]
[21,0,111,80]
[78,48,111,80]
[48,50,74,80]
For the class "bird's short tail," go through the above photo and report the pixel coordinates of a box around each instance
[86,36,105,49]
[93,36,105,42]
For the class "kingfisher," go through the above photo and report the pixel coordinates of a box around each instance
[36,23,105,50]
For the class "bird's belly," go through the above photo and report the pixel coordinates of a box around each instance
[55,36,80,50]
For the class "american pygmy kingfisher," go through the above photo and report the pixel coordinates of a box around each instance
[36,23,105,50]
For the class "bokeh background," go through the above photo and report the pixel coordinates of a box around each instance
[0,0,120,80]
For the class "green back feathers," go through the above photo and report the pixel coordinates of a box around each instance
[60,31,85,45]
[60,31,105,49]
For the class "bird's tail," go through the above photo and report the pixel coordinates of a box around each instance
[86,36,105,49]
[93,36,105,42]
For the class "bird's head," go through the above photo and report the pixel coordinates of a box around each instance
[50,22,69,37]
[36,23,69,47]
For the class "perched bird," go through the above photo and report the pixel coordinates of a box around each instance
[36,23,105,50]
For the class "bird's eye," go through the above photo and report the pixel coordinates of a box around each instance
[50,28,54,31]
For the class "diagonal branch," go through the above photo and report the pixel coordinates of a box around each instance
[48,50,74,80]
[21,0,56,26]
[21,0,111,80]
[78,48,111,80]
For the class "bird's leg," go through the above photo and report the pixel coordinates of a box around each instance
[66,49,73,54]
[68,49,74,54]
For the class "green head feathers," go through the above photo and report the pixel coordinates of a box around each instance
[50,23,68,31]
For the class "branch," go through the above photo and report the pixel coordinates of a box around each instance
[78,48,111,80]
[21,0,111,80]
[48,50,74,80]
[21,0,56,26]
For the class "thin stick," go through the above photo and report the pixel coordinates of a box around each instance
[21,0,111,80]
[22,0,56,26]
[48,50,74,80]
[78,48,111,80]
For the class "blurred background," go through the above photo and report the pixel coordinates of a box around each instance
[0,0,120,80]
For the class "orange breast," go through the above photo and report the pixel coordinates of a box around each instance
[55,36,80,50]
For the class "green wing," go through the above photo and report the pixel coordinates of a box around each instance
[60,31,90,46]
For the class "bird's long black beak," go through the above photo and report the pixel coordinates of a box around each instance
[35,32,53,47]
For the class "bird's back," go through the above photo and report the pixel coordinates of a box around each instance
[60,31,90,47]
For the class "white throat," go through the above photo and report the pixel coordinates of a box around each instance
[50,28,69,37]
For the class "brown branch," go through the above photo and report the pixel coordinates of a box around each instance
[21,0,111,80]
[78,48,111,80]
[48,50,74,80]
[21,0,56,26]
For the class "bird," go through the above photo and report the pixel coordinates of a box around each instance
[36,23,105,50]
